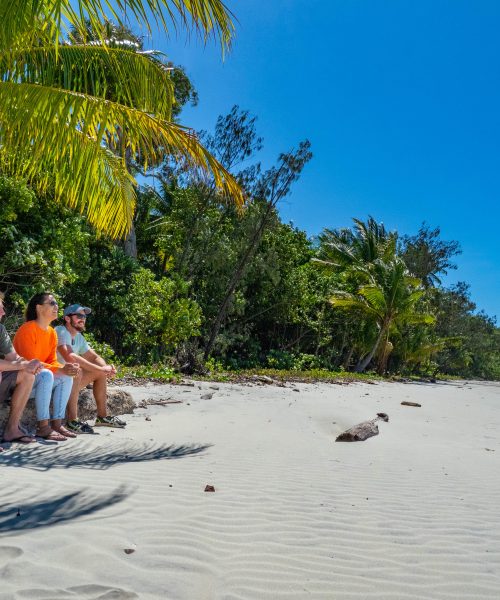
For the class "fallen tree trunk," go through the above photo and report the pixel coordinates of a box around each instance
[336,412,389,442]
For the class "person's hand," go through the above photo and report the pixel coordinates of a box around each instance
[62,362,80,377]
[102,364,117,378]
[24,359,42,375]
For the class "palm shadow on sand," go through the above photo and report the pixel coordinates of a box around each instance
[0,486,129,534]
[0,441,211,471]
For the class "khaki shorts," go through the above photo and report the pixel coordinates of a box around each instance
[0,371,18,404]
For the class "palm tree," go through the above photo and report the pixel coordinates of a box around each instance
[315,216,397,270]
[0,1,243,238]
[330,257,435,374]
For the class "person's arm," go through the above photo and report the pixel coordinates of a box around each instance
[45,329,79,377]
[57,345,116,376]
[0,352,42,374]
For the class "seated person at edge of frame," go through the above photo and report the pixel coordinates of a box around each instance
[0,291,42,446]
[55,304,126,434]
[13,293,80,441]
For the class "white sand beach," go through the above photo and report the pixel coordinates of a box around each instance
[0,379,499,599]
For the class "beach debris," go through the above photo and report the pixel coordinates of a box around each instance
[401,401,421,407]
[145,416,151,421]
[123,548,135,554]
[209,385,220,390]
[201,393,213,400]
[485,448,495,452]
[336,413,389,442]
[204,485,216,492]
[293,388,300,392]
[139,397,182,408]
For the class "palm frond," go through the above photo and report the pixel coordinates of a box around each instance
[0,45,175,119]
[0,81,244,235]
[0,122,136,238]
[0,1,236,53]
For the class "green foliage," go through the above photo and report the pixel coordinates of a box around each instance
[117,364,177,381]
[121,268,202,363]
[84,332,117,365]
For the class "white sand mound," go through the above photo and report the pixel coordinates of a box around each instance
[0,379,498,599]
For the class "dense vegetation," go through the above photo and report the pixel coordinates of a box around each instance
[1,102,498,380]
[0,4,498,380]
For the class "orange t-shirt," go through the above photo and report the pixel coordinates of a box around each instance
[13,321,62,373]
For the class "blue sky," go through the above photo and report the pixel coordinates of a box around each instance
[139,0,499,318]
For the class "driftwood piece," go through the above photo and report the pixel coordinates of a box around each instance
[336,413,389,442]
[401,401,421,407]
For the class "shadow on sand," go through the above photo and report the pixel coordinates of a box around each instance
[0,441,211,471]
[0,486,129,534]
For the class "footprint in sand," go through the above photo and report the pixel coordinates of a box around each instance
[0,546,23,565]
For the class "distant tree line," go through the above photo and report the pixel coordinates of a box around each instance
[0,104,498,380]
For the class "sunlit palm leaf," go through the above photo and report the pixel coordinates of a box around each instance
[0,81,244,234]
[0,0,235,52]
[0,46,175,119]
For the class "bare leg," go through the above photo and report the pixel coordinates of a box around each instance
[92,372,108,418]
[66,370,83,422]
[3,371,35,441]
[66,370,107,420]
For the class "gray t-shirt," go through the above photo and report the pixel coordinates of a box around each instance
[55,325,90,364]
[0,324,14,358]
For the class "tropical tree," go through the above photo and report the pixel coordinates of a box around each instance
[0,1,243,238]
[330,257,435,374]
[315,216,397,270]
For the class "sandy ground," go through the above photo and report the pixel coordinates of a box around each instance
[0,378,499,600]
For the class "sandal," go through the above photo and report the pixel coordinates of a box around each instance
[57,426,77,439]
[36,428,67,442]
[1,435,36,444]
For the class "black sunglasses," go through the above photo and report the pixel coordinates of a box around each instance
[68,313,87,320]
[43,300,58,307]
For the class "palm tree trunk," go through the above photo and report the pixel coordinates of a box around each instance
[355,325,386,373]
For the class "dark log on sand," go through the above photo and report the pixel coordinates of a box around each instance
[336,413,389,442]
[401,401,421,407]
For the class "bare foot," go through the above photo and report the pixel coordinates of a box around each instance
[3,428,35,444]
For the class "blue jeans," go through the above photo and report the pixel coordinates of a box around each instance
[30,369,73,421]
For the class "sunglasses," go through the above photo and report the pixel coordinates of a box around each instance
[43,300,58,307]
[69,313,87,320]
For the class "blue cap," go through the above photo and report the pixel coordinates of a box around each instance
[63,304,92,317]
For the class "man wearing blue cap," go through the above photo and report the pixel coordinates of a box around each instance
[55,304,126,434]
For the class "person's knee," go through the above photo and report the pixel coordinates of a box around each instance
[73,370,83,387]
[17,370,35,385]
[38,369,54,385]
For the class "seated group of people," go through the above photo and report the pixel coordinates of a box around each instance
[0,291,125,448]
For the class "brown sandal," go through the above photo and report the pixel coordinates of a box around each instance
[57,426,77,439]
[36,428,67,442]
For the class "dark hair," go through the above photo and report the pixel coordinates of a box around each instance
[25,292,51,322]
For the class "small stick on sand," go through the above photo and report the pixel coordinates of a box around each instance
[401,401,421,407]
[336,413,389,442]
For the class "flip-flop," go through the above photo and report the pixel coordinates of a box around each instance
[1,435,36,444]
[36,430,67,442]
